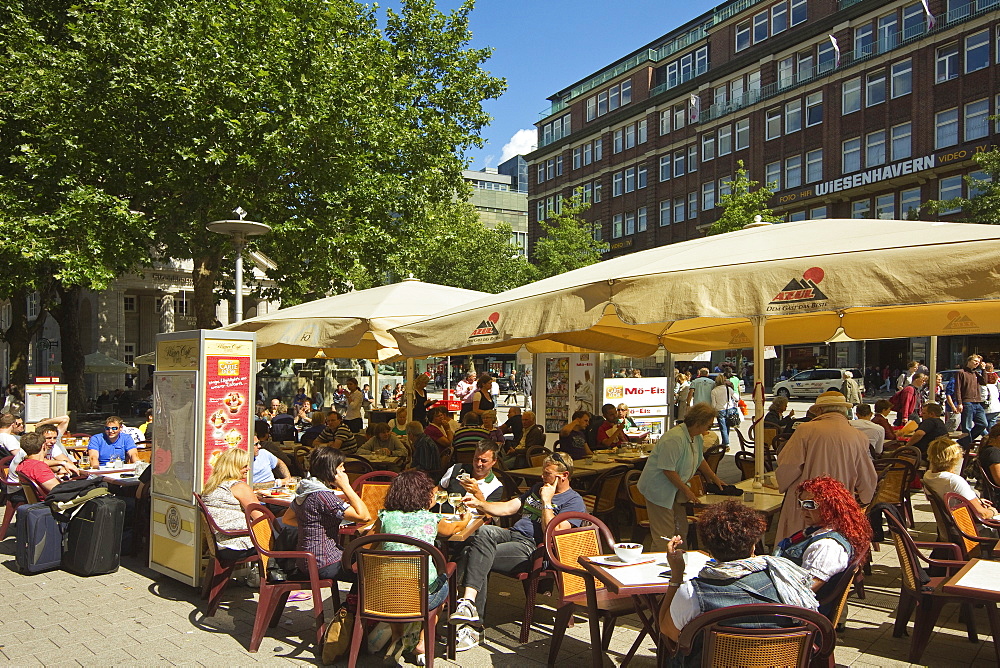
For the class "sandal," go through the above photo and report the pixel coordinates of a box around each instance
[287,591,312,602]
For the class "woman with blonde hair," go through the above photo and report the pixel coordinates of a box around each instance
[924,436,1000,521]
[202,447,261,560]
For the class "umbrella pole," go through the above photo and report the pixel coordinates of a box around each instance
[928,336,938,403]
[665,349,675,430]
[751,316,767,487]
[406,358,415,424]
[372,361,378,415]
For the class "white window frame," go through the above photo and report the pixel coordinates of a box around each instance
[637,206,647,232]
[900,187,921,217]
[612,213,623,238]
[843,137,862,174]
[735,118,750,150]
[875,194,895,219]
[765,162,781,191]
[613,171,623,196]
[702,133,716,161]
[851,199,871,218]
[805,92,822,127]
[866,130,886,167]
[965,98,990,141]
[966,30,990,74]
[891,122,912,161]
[935,108,959,149]
[766,108,782,140]
[702,181,716,210]
[891,59,912,98]
[785,99,802,134]
[806,148,823,183]
[659,200,671,226]
[718,125,733,156]
[936,43,959,83]
[785,155,802,189]
[866,72,886,107]
[790,0,807,26]
[842,77,861,114]
[659,155,671,182]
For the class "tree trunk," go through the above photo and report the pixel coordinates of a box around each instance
[192,255,221,329]
[4,288,32,388]
[52,284,87,413]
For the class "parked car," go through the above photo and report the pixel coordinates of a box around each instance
[707,373,747,394]
[772,368,865,399]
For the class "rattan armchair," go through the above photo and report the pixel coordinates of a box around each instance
[342,533,457,667]
[526,445,553,467]
[578,464,630,524]
[243,503,338,653]
[670,603,837,667]
[701,444,727,474]
[543,511,647,666]
[926,488,999,559]
[943,492,1000,559]
[624,469,650,546]
[883,507,978,663]
[977,459,1000,505]
[193,492,258,617]
[338,475,393,541]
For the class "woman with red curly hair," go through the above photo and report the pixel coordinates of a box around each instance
[775,475,871,602]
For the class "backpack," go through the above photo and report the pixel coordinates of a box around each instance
[411,435,439,472]
[889,388,906,412]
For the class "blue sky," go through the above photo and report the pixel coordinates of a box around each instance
[371,0,721,169]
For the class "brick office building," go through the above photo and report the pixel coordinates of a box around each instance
[528,0,1000,258]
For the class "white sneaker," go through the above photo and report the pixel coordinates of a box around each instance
[455,625,480,652]
[449,598,480,625]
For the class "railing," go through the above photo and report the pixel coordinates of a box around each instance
[649,61,711,98]
[837,0,865,9]
[712,0,769,25]
[702,1,1000,123]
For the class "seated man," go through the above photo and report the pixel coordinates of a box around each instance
[269,402,297,442]
[12,433,59,500]
[299,411,326,448]
[849,404,886,457]
[596,403,629,449]
[452,413,490,459]
[34,422,79,476]
[907,402,948,456]
[450,454,586,651]
[439,440,504,504]
[357,422,408,459]
[252,432,291,488]
[87,416,137,467]
[314,410,358,454]
[498,406,523,447]
[521,411,545,448]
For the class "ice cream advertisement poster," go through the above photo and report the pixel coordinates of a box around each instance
[202,354,252,482]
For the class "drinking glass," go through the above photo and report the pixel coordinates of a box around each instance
[434,490,449,513]
[448,493,462,514]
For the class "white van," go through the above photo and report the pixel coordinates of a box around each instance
[772,368,865,399]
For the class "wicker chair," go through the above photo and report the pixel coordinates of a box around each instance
[526,445,553,468]
[243,503,339,653]
[193,492,258,616]
[670,603,837,667]
[578,464,630,525]
[891,444,923,470]
[926,488,999,559]
[883,508,978,663]
[734,451,756,481]
[867,458,916,529]
[817,551,867,631]
[944,492,1000,559]
[701,444,727,474]
[292,445,312,475]
[543,511,647,666]
[16,471,42,504]
[0,455,22,539]
[342,533,457,667]
[342,456,374,482]
[624,469,650,546]
[339,475,393,541]
[977,459,1000,505]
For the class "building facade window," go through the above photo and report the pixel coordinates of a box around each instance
[687,145,698,173]
[851,199,871,218]
[806,148,823,183]
[809,206,828,219]
[702,133,716,161]
[660,200,671,226]
[673,196,685,223]
[659,155,671,181]
[637,164,648,189]
[702,181,715,210]
[785,155,802,189]
[866,130,886,167]
[790,0,807,26]
[785,99,802,133]
[638,119,647,144]
[625,211,635,235]
[936,43,959,82]
[594,181,602,202]
[613,213,624,238]
[875,194,895,219]
[805,92,822,126]
[843,137,861,173]
[891,59,912,98]
[735,118,750,150]
[660,110,670,135]
[688,192,698,219]
[613,171,623,196]
[935,108,959,148]
[624,167,635,193]
[766,108,781,139]
[772,2,788,34]
[718,125,732,155]
[965,99,990,140]
[614,129,624,153]
[843,78,861,114]
[766,161,781,190]
[966,30,990,73]
[123,295,136,312]
[891,122,912,160]
[673,149,686,177]
[637,206,647,232]
[939,175,963,213]
[901,187,921,217]
[866,72,886,107]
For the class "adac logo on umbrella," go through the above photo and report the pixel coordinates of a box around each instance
[469,312,502,343]
[767,267,828,312]
[728,329,752,346]
[944,310,979,331]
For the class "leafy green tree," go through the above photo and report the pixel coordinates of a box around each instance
[0,0,504,325]
[396,201,533,293]
[708,160,783,235]
[531,193,606,279]
[920,149,1000,223]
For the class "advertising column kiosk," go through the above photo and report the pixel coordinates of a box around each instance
[149,330,256,585]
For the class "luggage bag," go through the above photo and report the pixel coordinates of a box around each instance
[15,502,64,574]
[62,495,125,576]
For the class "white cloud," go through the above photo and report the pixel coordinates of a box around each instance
[500,128,537,163]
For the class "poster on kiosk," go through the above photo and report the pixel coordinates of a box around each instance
[149,330,256,586]
[602,377,670,438]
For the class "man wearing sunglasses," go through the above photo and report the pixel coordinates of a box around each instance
[87,416,138,467]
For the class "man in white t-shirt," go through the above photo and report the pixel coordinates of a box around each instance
[0,413,21,459]
[848,404,885,456]
[6,415,73,498]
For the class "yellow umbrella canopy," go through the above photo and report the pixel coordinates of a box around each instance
[221,278,489,360]
[390,219,1000,357]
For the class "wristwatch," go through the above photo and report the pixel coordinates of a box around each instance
[543,504,556,511]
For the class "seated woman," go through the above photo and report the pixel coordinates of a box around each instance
[202,447,262,561]
[923,436,1000,521]
[481,410,505,447]
[764,396,795,433]
[979,424,1000,490]
[358,422,408,459]
[659,500,818,651]
[292,447,370,579]
[387,407,409,439]
[369,469,464,663]
[774,476,870,613]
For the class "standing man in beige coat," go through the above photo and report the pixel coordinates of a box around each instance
[774,391,877,539]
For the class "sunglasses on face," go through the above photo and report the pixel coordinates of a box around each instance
[105,426,120,432]
[798,499,818,510]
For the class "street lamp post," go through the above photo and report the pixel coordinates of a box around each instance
[206,208,271,324]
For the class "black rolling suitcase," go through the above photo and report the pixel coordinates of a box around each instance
[15,503,64,574]
[62,495,125,576]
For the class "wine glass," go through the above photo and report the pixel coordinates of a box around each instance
[434,490,449,512]
[448,493,463,514]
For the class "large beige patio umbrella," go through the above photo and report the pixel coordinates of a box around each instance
[221,277,489,420]
[221,278,488,361]
[391,219,1000,480]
